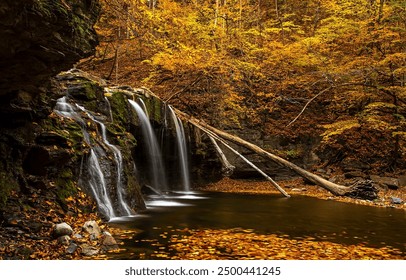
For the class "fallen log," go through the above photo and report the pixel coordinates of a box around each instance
[208,135,235,176]
[172,108,355,197]
[138,88,377,200]
[207,132,290,197]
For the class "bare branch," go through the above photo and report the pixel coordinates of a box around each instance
[286,82,406,127]
[286,86,332,127]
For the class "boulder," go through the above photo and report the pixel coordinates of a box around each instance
[53,222,73,237]
[82,220,101,240]
[101,232,119,252]
[370,175,399,190]
[390,197,403,204]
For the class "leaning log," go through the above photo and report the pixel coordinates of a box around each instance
[136,88,377,200]
[208,135,235,176]
[207,132,290,197]
[173,108,350,196]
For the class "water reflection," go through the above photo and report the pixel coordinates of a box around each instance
[109,192,406,258]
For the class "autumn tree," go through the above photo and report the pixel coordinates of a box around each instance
[80,0,406,173]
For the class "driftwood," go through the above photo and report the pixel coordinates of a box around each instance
[207,132,290,197]
[172,108,359,197]
[208,135,235,176]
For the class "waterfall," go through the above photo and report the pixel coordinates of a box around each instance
[54,96,132,219]
[88,149,116,218]
[104,96,114,122]
[128,99,168,193]
[137,98,149,119]
[168,106,191,192]
[54,97,91,145]
[76,105,132,216]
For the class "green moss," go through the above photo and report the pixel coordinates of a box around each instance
[42,118,84,152]
[285,149,302,159]
[67,79,101,101]
[138,95,165,124]
[0,171,18,208]
[109,91,131,125]
[60,168,73,179]
[56,177,77,201]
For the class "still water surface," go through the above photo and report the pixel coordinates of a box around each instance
[109,192,406,259]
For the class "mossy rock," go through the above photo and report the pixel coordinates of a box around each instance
[67,79,103,101]
[136,95,165,124]
[0,171,19,208]
[41,117,85,155]
[108,91,132,125]
[55,171,77,201]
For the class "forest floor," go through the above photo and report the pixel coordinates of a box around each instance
[199,177,406,210]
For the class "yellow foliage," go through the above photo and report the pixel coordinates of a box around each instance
[364,116,398,132]
[86,0,405,145]
[321,120,361,141]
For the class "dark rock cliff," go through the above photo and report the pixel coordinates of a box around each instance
[0,0,100,123]
[0,0,100,208]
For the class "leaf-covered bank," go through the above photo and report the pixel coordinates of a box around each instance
[200,177,406,210]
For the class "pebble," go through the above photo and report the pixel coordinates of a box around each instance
[57,235,71,245]
[390,197,403,204]
[81,244,99,256]
[53,222,73,237]
[66,243,78,254]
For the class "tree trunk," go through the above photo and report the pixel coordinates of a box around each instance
[208,135,235,176]
[173,108,349,196]
[208,133,290,197]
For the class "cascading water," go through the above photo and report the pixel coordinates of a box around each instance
[104,96,114,122]
[168,106,191,192]
[55,92,198,217]
[76,105,132,216]
[128,99,168,194]
[137,98,150,119]
[54,96,133,219]
[88,149,116,218]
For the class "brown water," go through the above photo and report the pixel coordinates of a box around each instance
[109,192,406,259]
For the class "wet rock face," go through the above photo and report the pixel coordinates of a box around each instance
[0,0,100,121]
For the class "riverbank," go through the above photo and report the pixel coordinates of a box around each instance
[0,188,118,260]
[198,177,406,210]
